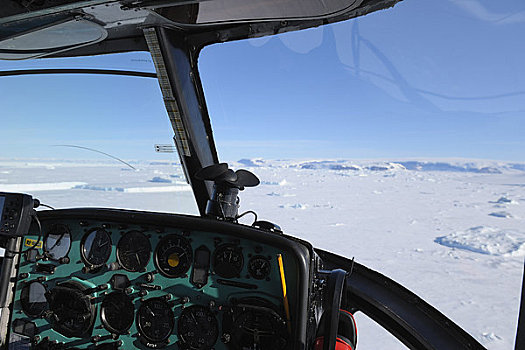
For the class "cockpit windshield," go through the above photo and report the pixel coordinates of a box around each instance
[0,52,199,215]
[197,1,525,348]
[0,1,524,349]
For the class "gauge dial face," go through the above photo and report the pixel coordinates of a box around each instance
[248,256,271,280]
[231,309,288,350]
[44,224,71,260]
[154,234,193,278]
[117,230,151,272]
[213,244,243,278]
[101,292,135,334]
[178,305,219,349]
[81,228,112,267]
[137,298,174,343]
[20,281,47,318]
[47,281,96,338]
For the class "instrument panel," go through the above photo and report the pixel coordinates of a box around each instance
[9,210,310,350]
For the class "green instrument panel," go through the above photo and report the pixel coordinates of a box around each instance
[12,218,299,350]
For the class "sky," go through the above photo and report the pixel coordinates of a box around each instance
[0,0,524,162]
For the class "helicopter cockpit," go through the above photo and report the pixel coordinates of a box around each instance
[0,1,519,350]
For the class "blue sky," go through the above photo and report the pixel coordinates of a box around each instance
[0,0,524,162]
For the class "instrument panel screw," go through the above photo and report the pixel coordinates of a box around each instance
[145,272,154,282]
[91,335,100,343]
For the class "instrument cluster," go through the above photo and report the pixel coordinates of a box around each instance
[11,215,302,350]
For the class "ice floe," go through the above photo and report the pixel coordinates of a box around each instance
[489,211,513,218]
[0,182,86,192]
[435,226,525,256]
[149,176,172,183]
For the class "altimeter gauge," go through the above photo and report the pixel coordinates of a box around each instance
[137,297,174,343]
[178,305,219,349]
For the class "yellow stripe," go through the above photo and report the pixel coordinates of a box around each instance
[24,238,42,249]
[277,254,292,334]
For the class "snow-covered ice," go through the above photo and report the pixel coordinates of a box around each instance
[1,157,524,349]
[435,226,525,256]
[489,211,514,219]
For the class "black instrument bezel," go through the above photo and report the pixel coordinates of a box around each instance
[153,234,193,278]
[212,243,244,279]
[20,280,48,318]
[178,304,219,349]
[248,255,272,281]
[80,227,112,268]
[116,230,152,272]
[43,223,72,261]
[100,291,135,335]
[136,297,175,344]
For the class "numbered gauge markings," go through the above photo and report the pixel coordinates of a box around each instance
[116,230,151,272]
[154,234,193,278]
[213,243,243,278]
[137,297,174,343]
[178,305,219,349]
[81,228,112,267]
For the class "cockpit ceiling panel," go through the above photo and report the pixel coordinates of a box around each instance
[155,0,361,24]
[0,0,401,57]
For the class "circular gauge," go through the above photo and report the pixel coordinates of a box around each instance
[213,244,243,278]
[81,228,112,267]
[20,281,47,318]
[101,292,135,334]
[178,305,219,349]
[137,298,174,343]
[154,234,193,278]
[46,281,96,338]
[116,230,151,272]
[44,224,72,261]
[231,308,288,350]
[248,256,271,280]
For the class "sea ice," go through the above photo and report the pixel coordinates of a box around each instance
[435,226,525,256]
[489,211,513,218]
